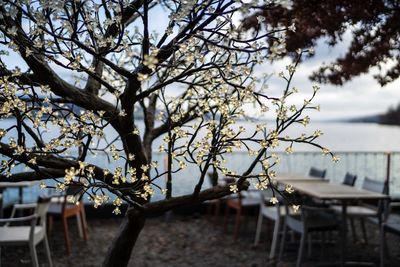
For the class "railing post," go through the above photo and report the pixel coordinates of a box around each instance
[385,152,391,195]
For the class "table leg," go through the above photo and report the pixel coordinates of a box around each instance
[17,187,24,217]
[19,187,23,204]
[341,201,348,267]
[0,189,4,218]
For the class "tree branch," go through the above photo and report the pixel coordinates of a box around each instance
[139,181,249,216]
[0,168,65,182]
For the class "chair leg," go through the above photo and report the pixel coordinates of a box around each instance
[278,220,287,262]
[47,215,53,236]
[206,201,213,221]
[223,205,230,233]
[290,229,296,243]
[29,242,39,267]
[296,232,307,267]
[360,219,368,244]
[243,211,249,231]
[214,200,221,225]
[321,231,325,260]
[80,210,88,241]
[77,213,83,238]
[269,216,281,260]
[384,233,391,260]
[233,208,241,241]
[328,230,333,243]
[62,217,71,255]
[43,234,53,267]
[380,226,385,267]
[350,218,357,242]
[307,234,312,258]
[254,209,264,245]
[81,206,89,233]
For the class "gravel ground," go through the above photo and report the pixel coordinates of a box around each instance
[2,213,400,267]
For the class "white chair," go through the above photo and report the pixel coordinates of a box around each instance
[331,177,386,243]
[254,191,286,260]
[0,198,53,267]
[380,200,400,267]
[279,205,341,267]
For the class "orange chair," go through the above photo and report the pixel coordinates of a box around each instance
[206,172,225,224]
[223,190,259,241]
[47,185,88,255]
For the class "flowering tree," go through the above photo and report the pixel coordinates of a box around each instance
[0,0,337,266]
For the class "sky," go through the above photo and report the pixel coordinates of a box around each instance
[2,4,400,122]
[266,32,400,121]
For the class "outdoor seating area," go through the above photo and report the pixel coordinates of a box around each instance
[2,0,400,266]
[1,193,400,266]
[204,170,400,266]
[1,168,400,266]
[0,185,89,267]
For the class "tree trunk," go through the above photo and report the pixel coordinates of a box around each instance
[102,212,146,267]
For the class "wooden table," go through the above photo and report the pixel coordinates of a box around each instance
[287,180,387,201]
[0,181,37,217]
[274,173,329,183]
[284,179,388,266]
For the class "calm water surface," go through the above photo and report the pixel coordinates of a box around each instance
[2,121,400,203]
[304,122,400,152]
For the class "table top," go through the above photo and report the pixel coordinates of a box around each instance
[275,173,329,183]
[0,181,37,188]
[287,180,388,200]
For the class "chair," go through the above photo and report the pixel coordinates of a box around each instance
[254,191,286,260]
[306,168,327,208]
[279,205,341,267]
[47,185,88,255]
[343,172,357,186]
[339,173,358,240]
[0,197,52,267]
[223,187,260,241]
[206,172,224,224]
[309,167,326,179]
[332,177,387,244]
[379,200,400,267]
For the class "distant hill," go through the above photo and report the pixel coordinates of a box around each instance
[345,104,400,126]
[346,114,382,123]
[379,104,400,126]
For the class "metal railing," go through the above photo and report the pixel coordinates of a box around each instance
[1,151,400,206]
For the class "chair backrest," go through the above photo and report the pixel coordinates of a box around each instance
[259,190,284,218]
[283,203,304,232]
[259,190,283,203]
[309,167,326,179]
[36,197,51,225]
[207,171,219,187]
[362,177,386,194]
[29,197,51,242]
[66,184,84,196]
[362,178,388,218]
[62,184,84,212]
[343,173,357,186]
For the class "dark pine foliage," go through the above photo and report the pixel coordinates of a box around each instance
[380,104,400,125]
[244,0,400,86]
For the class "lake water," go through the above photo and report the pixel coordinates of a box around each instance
[296,122,400,152]
[2,121,400,205]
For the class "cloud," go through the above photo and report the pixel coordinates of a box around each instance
[259,31,400,120]
[2,13,399,121]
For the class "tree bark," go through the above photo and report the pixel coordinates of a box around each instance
[102,212,146,267]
